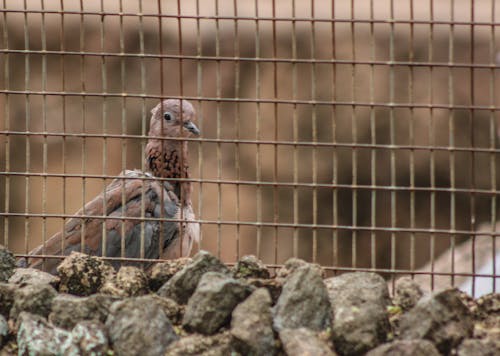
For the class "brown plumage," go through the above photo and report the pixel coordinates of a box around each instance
[24,99,200,273]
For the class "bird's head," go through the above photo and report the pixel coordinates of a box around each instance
[149,99,200,138]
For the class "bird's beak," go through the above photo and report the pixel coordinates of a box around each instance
[184,121,200,136]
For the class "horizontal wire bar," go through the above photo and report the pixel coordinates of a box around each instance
[1,90,499,111]
[0,130,498,154]
[1,49,498,70]
[0,171,498,196]
[15,252,499,279]
[2,211,499,237]
[0,8,499,27]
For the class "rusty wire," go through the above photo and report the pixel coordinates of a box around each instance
[1,0,498,296]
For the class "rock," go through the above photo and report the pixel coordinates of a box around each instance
[183,272,253,335]
[17,312,79,355]
[100,266,149,297]
[164,332,234,356]
[247,277,282,305]
[0,315,8,348]
[325,272,391,356]
[105,295,178,356]
[148,257,192,291]
[49,293,120,330]
[365,339,440,356]
[276,258,325,281]
[157,250,230,304]
[231,288,275,355]
[0,246,15,283]
[473,293,500,340]
[399,288,473,354]
[457,338,500,356]
[57,252,115,296]
[8,267,60,288]
[279,328,336,356]
[393,277,424,311]
[10,284,57,320]
[146,294,183,325]
[0,283,16,318]
[72,320,109,355]
[273,264,331,332]
[232,255,270,279]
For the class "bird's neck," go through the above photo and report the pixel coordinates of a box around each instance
[145,139,191,203]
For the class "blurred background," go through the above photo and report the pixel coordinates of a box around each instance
[0,0,499,295]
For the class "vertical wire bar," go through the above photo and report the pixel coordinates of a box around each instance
[233,0,241,260]
[157,0,165,260]
[350,0,358,268]
[176,0,185,257]
[2,0,10,247]
[272,0,279,265]
[311,0,318,264]
[41,0,48,270]
[215,0,222,258]
[60,0,67,257]
[469,0,477,297]
[196,0,203,252]
[292,0,299,258]
[369,0,377,269]
[448,0,456,287]
[138,0,146,262]
[429,0,436,291]
[489,0,497,293]
[331,0,338,269]
[23,0,31,255]
[119,0,127,261]
[389,0,397,280]
[79,0,87,254]
[100,0,108,257]
[255,0,262,258]
[409,0,416,275]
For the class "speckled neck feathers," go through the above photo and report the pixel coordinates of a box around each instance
[145,140,191,204]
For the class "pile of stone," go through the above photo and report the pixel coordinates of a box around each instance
[0,245,497,355]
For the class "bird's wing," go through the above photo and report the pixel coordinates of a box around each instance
[27,170,180,273]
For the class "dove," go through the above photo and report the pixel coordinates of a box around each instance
[25,99,201,273]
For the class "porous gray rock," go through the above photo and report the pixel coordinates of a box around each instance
[365,339,440,356]
[231,288,275,355]
[147,294,183,325]
[183,272,253,335]
[0,282,16,318]
[0,315,8,348]
[393,277,424,311]
[57,252,115,296]
[232,255,270,279]
[273,264,331,331]
[279,328,336,356]
[164,332,234,356]
[72,320,109,355]
[157,250,230,304]
[457,338,500,356]
[247,277,282,305]
[9,267,60,288]
[399,288,473,354]
[148,257,192,291]
[100,266,149,297]
[473,293,499,340]
[17,312,79,355]
[105,295,178,356]
[0,245,15,283]
[275,258,325,281]
[325,272,391,356]
[10,283,57,320]
[49,293,120,330]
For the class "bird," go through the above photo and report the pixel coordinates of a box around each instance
[24,99,201,273]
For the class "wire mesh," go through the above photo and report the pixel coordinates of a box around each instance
[0,0,499,296]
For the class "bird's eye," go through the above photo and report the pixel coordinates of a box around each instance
[163,112,173,121]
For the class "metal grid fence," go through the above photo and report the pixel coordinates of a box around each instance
[1,0,499,296]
